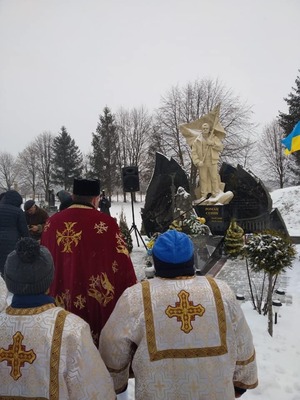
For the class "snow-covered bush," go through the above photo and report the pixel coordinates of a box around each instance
[243,231,296,336]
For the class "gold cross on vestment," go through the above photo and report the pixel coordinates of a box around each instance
[165,290,205,333]
[0,331,36,380]
[56,221,82,253]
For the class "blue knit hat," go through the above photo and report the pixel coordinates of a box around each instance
[152,230,195,278]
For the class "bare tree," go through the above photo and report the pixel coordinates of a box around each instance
[34,132,55,201]
[116,106,153,192]
[115,107,133,174]
[257,120,291,188]
[0,152,20,191]
[155,85,187,166]
[82,152,93,178]
[16,143,41,198]
[155,78,256,189]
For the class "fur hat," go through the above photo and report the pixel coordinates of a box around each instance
[152,230,195,278]
[24,199,35,211]
[4,238,54,295]
[73,178,100,196]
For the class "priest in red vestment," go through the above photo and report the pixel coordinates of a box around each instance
[41,178,137,346]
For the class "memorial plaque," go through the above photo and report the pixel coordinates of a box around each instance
[194,204,231,235]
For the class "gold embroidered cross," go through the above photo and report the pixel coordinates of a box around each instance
[116,232,129,256]
[94,221,108,234]
[0,332,36,380]
[56,222,82,253]
[165,290,205,333]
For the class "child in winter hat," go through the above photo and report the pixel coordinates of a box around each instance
[4,237,54,295]
[152,230,195,278]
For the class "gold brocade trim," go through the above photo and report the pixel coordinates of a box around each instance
[49,310,69,400]
[6,304,56,315]
[68,204,94,209]
[142,277,228,361]
[157,275,196,280]
[236,350,256,365]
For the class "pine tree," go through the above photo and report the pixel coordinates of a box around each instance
[90,107,118,196]
[278,70,300,181]
[119,209,133,253]
[224,219,244,257]
[52,126,83,190]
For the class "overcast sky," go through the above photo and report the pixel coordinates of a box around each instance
[0,0,299,156]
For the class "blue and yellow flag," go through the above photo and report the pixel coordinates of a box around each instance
[281,121,300,155]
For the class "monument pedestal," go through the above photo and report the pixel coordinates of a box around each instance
[194,204,230,236]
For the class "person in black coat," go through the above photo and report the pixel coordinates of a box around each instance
[0,190,29,277]
[99,190,111,215]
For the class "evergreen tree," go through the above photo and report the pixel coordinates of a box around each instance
[224,219,244,257]
[52,126,83,190]
[278,70,300,182]
[119,208,133,253]
[90,107,118,196]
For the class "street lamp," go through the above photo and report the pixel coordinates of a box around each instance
[275,288,286,302]
[272,299,282,324]
[236,293,245,302]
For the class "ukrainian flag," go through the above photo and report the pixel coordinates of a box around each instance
[281,121,300,155]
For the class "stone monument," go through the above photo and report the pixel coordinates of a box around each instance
[219,163,289,235]
[193,163,289,236]
[141,153,224,274]
[141,152,190,237]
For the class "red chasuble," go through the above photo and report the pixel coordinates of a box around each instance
[41,204,137,346]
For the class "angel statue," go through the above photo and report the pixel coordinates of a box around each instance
[179,104,233,205]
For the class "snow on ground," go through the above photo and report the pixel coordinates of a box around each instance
[271,186,300,237]
[111,186,300,400]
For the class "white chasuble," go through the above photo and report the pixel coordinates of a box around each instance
[100,276,258,400]
[0,304,116,400]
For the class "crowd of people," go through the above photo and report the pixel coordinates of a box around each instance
[0,179,258,399]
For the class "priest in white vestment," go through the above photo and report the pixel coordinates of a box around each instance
[99,230,258,400]
[0,237,116,400]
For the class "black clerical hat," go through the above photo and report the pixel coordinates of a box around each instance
[73,178,100,196]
